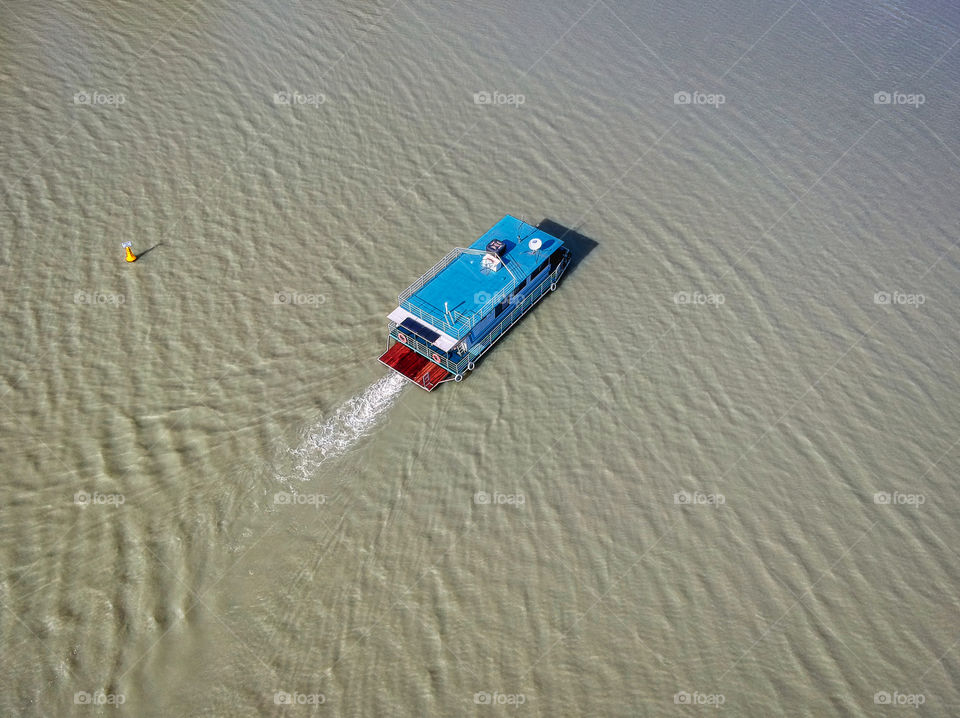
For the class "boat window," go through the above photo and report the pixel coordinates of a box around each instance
[494,298,509,318]
[549,249,565,270]
[513,278,527,295]
[535,258,549,276]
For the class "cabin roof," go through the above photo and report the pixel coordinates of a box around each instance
[399,215,563,341]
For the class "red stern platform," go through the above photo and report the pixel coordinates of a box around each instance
[378,342,450,391]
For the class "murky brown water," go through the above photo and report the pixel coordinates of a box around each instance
[2,0,959,715]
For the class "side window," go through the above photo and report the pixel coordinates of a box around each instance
[549,249,564,270]
[494,298,509,318]
[535,259,549,276]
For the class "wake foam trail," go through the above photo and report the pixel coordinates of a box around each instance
[288,373,406,479]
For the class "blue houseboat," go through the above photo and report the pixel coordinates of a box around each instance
[379,215,571,390]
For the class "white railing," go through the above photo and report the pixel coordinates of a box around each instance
[399,248,525,335]
[400,302,463,337]
[398,248,464,304]
[465,265,554,361]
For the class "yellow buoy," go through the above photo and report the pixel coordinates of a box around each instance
[123,243,137,262]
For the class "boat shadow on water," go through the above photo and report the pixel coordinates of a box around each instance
[536,219,598,279]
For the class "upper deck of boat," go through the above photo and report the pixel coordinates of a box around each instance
[401,215,564,340]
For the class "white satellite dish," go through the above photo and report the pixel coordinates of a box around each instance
[528,237,542,251]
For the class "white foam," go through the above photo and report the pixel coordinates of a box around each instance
[289,373,406,479]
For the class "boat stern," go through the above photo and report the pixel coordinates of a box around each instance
[378,341,451,391]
